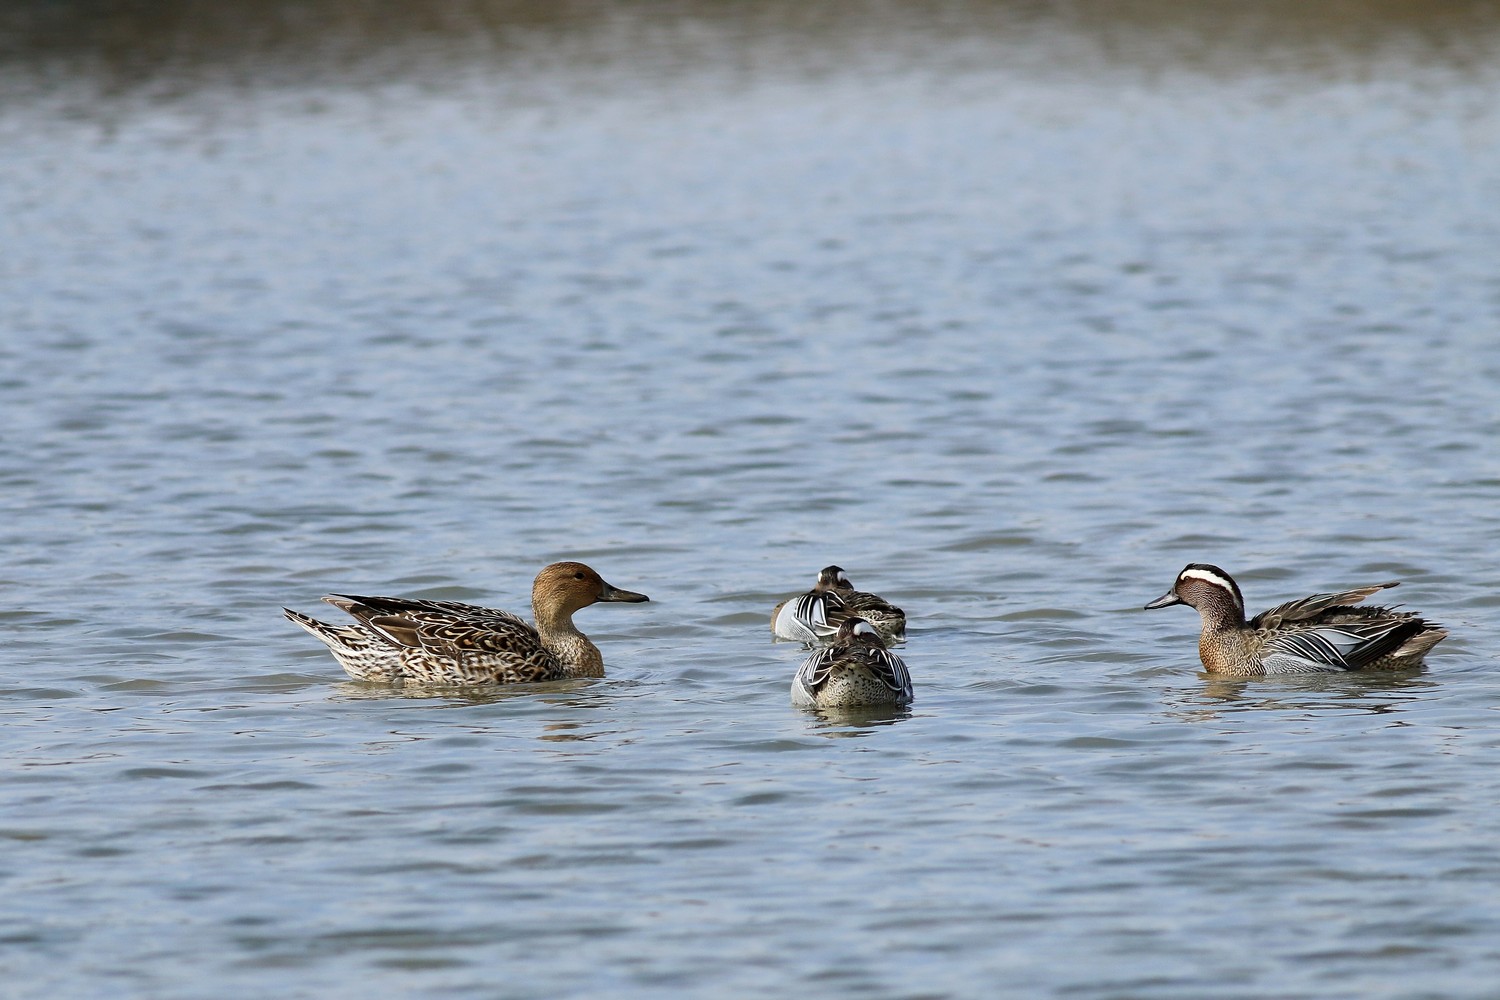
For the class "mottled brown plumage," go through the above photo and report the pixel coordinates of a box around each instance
[285,562,649,685]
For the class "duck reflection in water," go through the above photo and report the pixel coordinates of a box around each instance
[1163,670,1437,721]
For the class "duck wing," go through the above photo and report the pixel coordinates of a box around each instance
[841,590,905,619]
[775,590,847,641]
[817,591,860,630]
[1249,582,1400,630]
[859,644,914,700]
[837,590,906,641]
[846,590,900,614]
[791,646,839,703]
[1258,614,1426,673]
[325,594,541,656]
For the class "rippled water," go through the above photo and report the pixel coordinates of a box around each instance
[5,2,1500,996]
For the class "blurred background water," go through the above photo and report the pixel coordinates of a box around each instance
[3,1,1500,996]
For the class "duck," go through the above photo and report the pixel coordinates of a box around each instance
[284,561,649,684]
[1145,563,1446,675]
[771,565,905,643]
[825,565,907,640]
[791,617,914,708]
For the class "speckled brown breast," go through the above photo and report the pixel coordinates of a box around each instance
[1198,629,1261,676]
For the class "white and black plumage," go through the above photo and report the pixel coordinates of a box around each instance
[771,566,905,643]
[791,618,914,708]
[1145,563,1446,675]
[285,561,649,684]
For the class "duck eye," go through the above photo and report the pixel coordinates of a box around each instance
[574,572,585,580]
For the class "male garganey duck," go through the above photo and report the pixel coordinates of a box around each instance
[771,565,906,643]
[790,617,914,708]
[285,561,649,684]
[1145,563,1446,675]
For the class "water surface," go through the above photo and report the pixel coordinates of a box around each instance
[3,2,1500,997]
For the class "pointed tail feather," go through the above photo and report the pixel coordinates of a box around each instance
[285,606,405,682]
[284,607,373,651]
[284,607,340,641]
[1395,625,1447,663]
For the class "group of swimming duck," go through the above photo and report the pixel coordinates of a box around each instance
[284,559,1448,707]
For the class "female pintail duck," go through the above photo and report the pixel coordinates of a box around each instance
[771,565,905,643]
[284,561,649,685]
[1145,563,1446,676]
[791,618,913,708]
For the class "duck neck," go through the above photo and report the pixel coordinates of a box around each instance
[534,605,603,678]
[1197,589,1246,632]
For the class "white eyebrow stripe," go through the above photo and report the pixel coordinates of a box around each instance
[1180,568,1235,590]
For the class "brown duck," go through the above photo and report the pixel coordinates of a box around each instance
[285,561,649,684]
[1145,563,1446,675]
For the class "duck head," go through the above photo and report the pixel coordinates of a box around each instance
[1145,563,1246,626]
[532,561,649,623]
[815,565,853,593]
[834,616,882,645]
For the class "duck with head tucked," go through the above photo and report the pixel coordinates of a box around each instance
[771,565,906,643]
[791,617,913,708]
[285,561,649,685]
[824,565,907,640]
[1145,563,1446,675]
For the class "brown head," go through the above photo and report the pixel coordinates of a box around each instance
[531,561,649,631]
[815,565,854,593]
[1144,563,1246,628]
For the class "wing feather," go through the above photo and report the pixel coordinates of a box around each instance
[791,647,839,705]
[776,591,846,641]
[1250,582,1399,629]
[1260,616,1423,671]
[866,646,914,700]
[327,594,542,656]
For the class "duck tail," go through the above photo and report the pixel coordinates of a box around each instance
[1395,624,1448,662]
[284,607,349,648]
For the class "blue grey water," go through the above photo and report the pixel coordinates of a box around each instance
[3,2,1500,996]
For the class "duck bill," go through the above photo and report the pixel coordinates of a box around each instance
[1144,591,1184,610]
[599,581,650,604]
